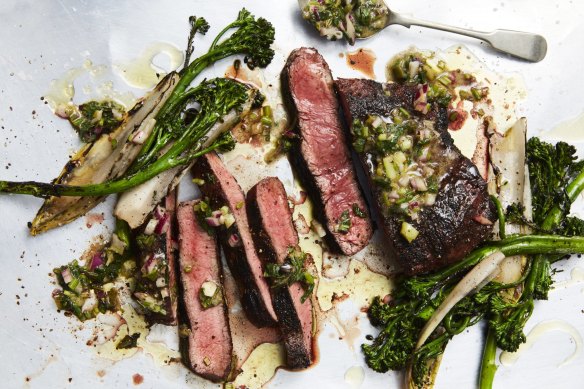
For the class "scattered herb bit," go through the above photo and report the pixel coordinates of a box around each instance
[264,246,314,303]
[133,230,171,317]
[337,209,352,233]
[353,203,366,218]
[193,199,235,234]
[116,333,140,350]
[264,130,297,163]
[57,100,126,143]
[52,219,133,321]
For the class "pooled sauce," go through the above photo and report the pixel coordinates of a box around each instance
[551,267,584,292]
[499,320,583,367]
[344,365,365,388]
[346,48,376,79]
[114,42,183,89]
[44,58,137,111]
[95,304,180,365]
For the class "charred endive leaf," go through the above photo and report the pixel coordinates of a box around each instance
[0,9,276,235]
[59,100,126,143]
[30,74,179,235]
[114,86,257,229]
[198,281,223,309]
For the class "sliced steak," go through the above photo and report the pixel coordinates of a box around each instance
[133,190,178,325]
[192,152,277,327]
[177,201,233,382]
[281,47,373,256]
[246,177,314,370]
[335,78,496,275]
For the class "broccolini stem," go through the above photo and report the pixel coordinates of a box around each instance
[491,195,506,239]
[542,168,584,231]
[0,145,209,198]
[479,328,498,389]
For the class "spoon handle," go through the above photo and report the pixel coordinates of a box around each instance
[388,12,547,62]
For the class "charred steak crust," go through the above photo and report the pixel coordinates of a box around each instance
[176,201,233,382]
[335,78,496,275]
[246,177,314,370]
[192,153,277,327]
[281,47,373,256]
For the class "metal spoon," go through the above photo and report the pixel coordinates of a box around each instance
[301,1,547,62]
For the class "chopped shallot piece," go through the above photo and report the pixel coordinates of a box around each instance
[294,214,310,234]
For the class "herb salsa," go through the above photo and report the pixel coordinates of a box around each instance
[301,0,389,44]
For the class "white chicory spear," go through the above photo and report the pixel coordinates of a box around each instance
[414,250,506,351]
[30,73,179,235]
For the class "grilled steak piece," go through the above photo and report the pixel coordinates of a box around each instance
[281,47,373,256]
[246,177,314,370]
[335,78,496,275]
[192,152,278,327]
[133,190,179,325]
[177,201,233,382]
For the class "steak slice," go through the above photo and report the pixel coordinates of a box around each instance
[281,47,373,256]
[192,152,277,327]
[177,201,233,382]
[133,190,179,325]
[335,78,496,275]
[246,177,314,370]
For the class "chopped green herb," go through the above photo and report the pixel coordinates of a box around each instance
[264,246,314,303]
[353,203,367,218]
[59,100,126,143]
[116,333,140,350]
[337,210,352,233]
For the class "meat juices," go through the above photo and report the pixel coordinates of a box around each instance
[281,47,373,256]
[177,201,233,382]
[247,177,314,369]
[335,78,496,275]
[192,152,278,327]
